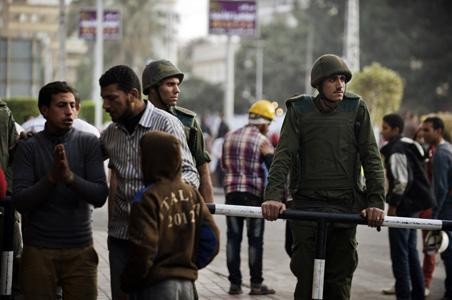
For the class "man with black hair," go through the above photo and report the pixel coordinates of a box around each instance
[99,65,199,300]
[421,116,452,300]
[380,113,434,300]
[13,81,108,299]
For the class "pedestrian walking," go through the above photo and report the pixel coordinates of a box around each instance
[221,100,276,295]
[12,81,108,300]
[262,54,385,300]
[380,113,434,300]
[120,131,220,299]
[99,65,199,300]
[142,59,214,203]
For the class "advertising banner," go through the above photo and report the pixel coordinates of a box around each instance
[209,0,256,37]
[79,8,121,40]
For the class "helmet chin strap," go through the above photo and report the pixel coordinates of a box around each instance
[153,86,170,110]
[317,89,339,113]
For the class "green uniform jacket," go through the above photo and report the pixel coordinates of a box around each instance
[264,92,384,213]
[170,106,210,167]
[0,99,18,193]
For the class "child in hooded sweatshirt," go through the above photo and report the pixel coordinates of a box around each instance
[121,131,220,300]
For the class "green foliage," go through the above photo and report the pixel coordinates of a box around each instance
[231,0,451,115]
[68,0,161,98]
[4,97,108,126]
[180,77,224,117]
[3,97,40,124]
[360,0,452,113]
[79,100,110,124]
[348,63,404,124]
[234,0,346,114]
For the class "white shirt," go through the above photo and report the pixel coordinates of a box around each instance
[22,114,100,137]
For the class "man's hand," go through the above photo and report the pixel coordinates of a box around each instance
[361,207,385,229]
[48,144,74,185]
[18,131,34,141]
[262,200,286,221]
[260,140,274,156]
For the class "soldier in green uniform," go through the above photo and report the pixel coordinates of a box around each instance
[261,54,386,299]
[142,60,214,203]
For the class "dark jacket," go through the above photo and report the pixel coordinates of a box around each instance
[380,136,435,217]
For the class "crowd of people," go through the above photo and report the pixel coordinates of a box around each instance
[0,54,451,300]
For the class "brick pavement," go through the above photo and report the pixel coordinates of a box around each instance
[94,229,286,300]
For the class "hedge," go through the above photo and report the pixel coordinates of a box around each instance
[4,97,109,126]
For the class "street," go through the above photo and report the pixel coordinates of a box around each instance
[93,192,446,299]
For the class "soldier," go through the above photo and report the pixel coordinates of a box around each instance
[261,54,385,299]
[142,60,214,203]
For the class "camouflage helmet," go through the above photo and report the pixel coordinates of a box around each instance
[142,60,184,95]
[310,54,352,88]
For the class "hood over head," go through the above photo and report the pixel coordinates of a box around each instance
[140,131,182,184]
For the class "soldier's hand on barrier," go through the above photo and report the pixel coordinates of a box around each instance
[262,200,286,221]
[361,207,385,230]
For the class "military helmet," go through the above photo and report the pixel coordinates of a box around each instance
[248,100,275,124]
[142,60,184,95]
[310,54,352,88]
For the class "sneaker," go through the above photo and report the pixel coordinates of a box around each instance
[425,287,430,297]
[228,283,243,295]
[249,284,276,295]
[382,285,396,295]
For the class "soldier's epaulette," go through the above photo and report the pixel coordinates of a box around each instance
[173,106,196,128]
[344,91,360,100]
[285,93,312,107]
[174,106,197,118]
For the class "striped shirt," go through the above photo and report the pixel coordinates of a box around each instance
[101,101,199,240]
[221,125,271,197]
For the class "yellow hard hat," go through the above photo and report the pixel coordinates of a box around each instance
[248,100,275,124]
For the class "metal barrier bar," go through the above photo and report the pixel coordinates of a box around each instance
[0,197,14,299]
[208,203,451,300]
[207,203,452,231]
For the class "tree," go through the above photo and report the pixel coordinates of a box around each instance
[233,0,346,114]
[67,0,163,97]
[231,0,451,116]
[348,63,404,125]
[180,77,224,116]
[360,0,452,113]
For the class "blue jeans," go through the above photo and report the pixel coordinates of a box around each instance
[388,228,424,300]
[225,192,264,286]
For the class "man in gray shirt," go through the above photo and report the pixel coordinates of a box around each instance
[13,81,108,300]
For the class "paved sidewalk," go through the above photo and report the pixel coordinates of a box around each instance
[94,229,287,300]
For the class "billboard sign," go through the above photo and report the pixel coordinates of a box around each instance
[79,8,121,40]
[209,0,256,37]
